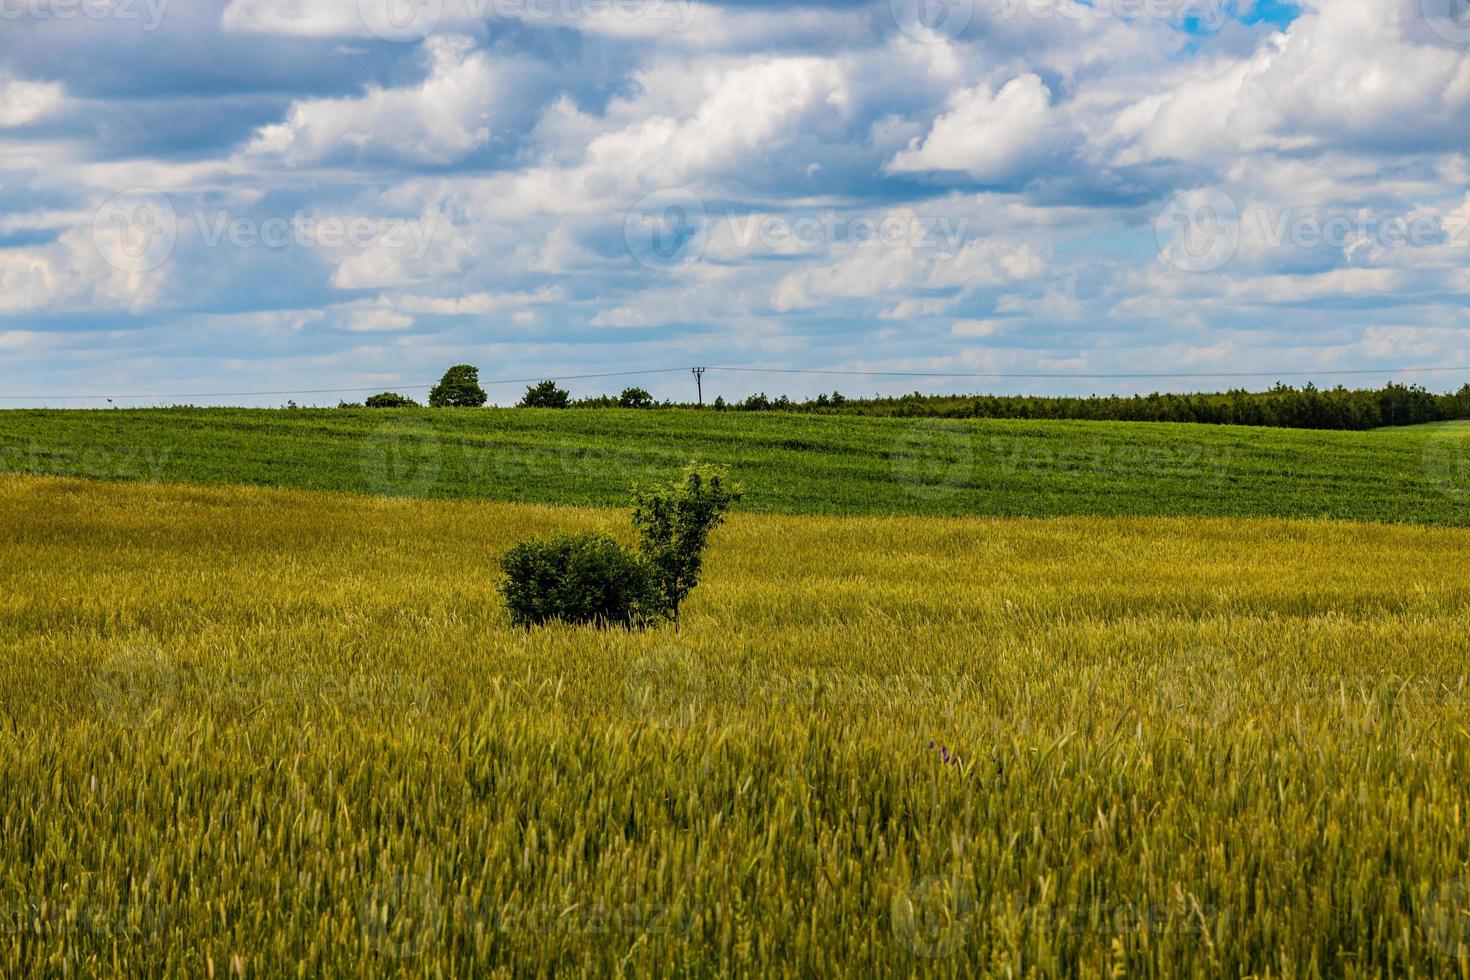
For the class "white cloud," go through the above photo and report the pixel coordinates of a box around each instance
[221,0,359,37]
[1101,0,1470,164]
[395,286,564,315]
[0,76,66,128]
[771,219,1047,312]
[0,225,168,314]
[887,74,1065,182]
[344,309,415,332]
[0,329,58,351]
[247,36,498,165]
[0,248,68,312]
[951,318,1004,338]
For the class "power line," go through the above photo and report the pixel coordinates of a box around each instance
[0,367,691,401]
[706,365,1470,381]
[0,362,1463,402]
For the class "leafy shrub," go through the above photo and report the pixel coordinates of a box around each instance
[519,380,570,408]
[498,463,742,629]
[365,391,420,408]
[429,365,487,408]
[618,387,654,409]
[631,464,743,624]
[498,530,656,628]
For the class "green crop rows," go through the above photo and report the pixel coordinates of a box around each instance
[2,408,1469,523]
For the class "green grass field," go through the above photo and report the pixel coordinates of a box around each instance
[7,410,1470,975]
[2,408,1470,523]
[6,475,1470,976]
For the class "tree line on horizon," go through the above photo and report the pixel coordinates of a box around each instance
[341,365,1470,432]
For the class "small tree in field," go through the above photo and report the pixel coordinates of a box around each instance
[631,464,743,625]
[519,380,570,408]
[618,386,654,409]
[429,365,487,408]
[497,462,741,629]
[365,391,419,408]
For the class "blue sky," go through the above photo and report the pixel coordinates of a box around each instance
[1,0,1469,406]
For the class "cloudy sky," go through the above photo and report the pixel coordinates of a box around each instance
[1,0,1468,405]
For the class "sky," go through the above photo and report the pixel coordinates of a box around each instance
[0,0,1468,406]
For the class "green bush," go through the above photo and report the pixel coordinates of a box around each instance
[618,387,654,409]
[519,380,570,408]
[365,391,420,408]
[497,463,742,629]
[498,530,656,628]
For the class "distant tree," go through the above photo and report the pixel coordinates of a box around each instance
[429,365,487,408]
[711,382,1470,432]
[519,380,570,408]
[365,391,420,408]
[712,396,727,412]
[618,386,655,409]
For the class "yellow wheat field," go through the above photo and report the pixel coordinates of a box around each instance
[4,474,1470,977]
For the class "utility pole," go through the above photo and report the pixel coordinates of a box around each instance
[692,367,706,407]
